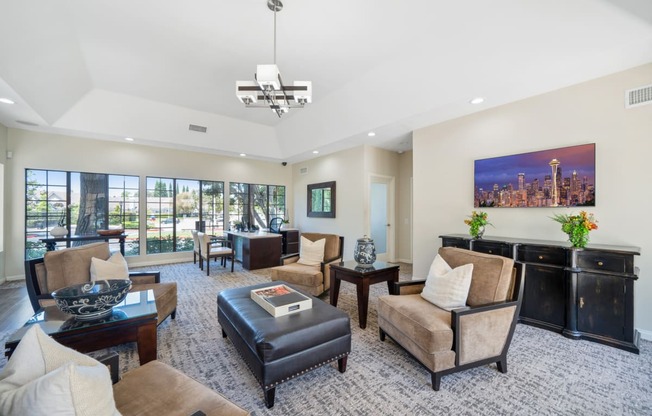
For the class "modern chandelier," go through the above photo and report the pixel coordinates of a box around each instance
[235,0,312,118]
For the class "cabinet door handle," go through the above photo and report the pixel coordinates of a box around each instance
[579,297,585,308]
[488,250,493,254]
[597,261,604,267]
[538,255,544,260]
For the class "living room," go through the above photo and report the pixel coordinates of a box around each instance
[0,1,651,415]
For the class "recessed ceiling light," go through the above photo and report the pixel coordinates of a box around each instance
[312,150,319,154]
[0,98,15,104]
[470,97,485,105]
[240,153,247,157]
[368,131,376,137]
[124,137,134,142]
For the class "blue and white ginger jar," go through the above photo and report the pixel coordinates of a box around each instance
[354,236,376,267]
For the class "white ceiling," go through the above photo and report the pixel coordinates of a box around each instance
[0,0,651,163]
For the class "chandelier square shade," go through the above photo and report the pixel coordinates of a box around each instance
[235,1,311,117]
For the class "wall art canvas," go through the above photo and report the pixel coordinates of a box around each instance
[474,143,595,208]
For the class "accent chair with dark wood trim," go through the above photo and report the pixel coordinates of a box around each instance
[377,247,524,391]
[270,233,344,296]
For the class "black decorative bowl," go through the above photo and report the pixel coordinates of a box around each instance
[52,279,132,321]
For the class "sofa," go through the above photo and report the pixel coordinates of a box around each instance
[107,354,249,415]
[25,242,177,325]
[269,233,344,296]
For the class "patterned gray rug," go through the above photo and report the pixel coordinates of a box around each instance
[5,261,652,415]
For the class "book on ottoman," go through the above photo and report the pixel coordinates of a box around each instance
[250,284,312,317]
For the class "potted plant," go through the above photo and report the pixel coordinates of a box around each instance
[551,211,598,248]
[464,211,492,239]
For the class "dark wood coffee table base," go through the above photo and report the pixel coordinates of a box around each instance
[330,261,400,329]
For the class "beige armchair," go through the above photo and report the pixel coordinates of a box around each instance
[270,233,344,296]
[25,242,177,325]
[377,247,524,391]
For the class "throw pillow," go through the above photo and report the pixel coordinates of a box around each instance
[420,254,474,311]
[297,236,326,266]
[90,252,129,281]
[0,326,120,416]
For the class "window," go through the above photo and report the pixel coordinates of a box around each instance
[146,177,224,254]
[229,183,286,230]
[25,169,140,259]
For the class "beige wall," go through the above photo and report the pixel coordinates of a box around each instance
[292,145,410,262]
[397,150,413,262]
[4,129,293,278]
[413,63,652,337]
[0,123,6,282]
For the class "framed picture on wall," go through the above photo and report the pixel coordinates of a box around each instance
[307,181,336,218]
[474,143,596,208]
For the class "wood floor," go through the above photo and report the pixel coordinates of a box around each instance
[0,281,35,335]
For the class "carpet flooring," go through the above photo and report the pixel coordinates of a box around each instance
[3,260,652,415]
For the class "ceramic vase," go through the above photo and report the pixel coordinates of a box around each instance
[354,236,376,268]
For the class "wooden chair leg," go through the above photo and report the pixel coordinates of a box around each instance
[379,327,386,341]
[230,254,234,272]
[206,256,210,276]
[431,373,442,391]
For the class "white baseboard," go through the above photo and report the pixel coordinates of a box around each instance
[396,258,413,264]
[637,329,652,341]
[6,275,25,282]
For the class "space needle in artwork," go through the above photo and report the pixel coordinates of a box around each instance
[549,158,560,207]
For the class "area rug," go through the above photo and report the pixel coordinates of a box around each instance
[4,261,652,415]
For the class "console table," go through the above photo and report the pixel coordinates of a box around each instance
[440,234,641,353]
[41,234,127,255]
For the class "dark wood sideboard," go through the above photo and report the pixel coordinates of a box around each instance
[440,234,641,353]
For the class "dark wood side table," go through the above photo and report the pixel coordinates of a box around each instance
[40,233,127,255]
[330,261,400,329]
[4,290,158,364]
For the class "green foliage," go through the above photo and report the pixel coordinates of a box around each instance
[550,211,598,248]
[464,211,492,239]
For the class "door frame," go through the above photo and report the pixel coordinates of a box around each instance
[366,174,396,262]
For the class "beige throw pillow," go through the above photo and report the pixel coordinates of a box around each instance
[0,326,120,416]
[297,236,326,266]
[421,254,473,311]
[90,252,129,281]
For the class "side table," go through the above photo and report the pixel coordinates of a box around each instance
[330,261,400,329]
[5,290,158,365]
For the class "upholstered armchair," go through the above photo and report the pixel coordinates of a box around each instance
[377,247,524,391]
[270,233,344,296]
[25,242,177,325]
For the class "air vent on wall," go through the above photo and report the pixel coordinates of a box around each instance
[189,124,207,133]
[625,84,652,108]
[299,167,308,175]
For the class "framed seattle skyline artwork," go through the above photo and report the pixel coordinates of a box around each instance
[474,143,596,208]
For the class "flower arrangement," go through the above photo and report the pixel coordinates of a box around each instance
[464,211,492,239]
[551,211,598,248]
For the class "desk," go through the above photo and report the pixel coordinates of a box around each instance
[41,234,127,255]
[5,290,158,365]
[330,261,400,329]
[225,231,282,270]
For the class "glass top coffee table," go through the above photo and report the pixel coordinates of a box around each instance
[329,261,400,329]
[5,290,158,365]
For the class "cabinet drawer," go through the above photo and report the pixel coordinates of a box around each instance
[441,237,470,249]
[517,245,566,266]
[472,241,512,258]
[576,251,634,274]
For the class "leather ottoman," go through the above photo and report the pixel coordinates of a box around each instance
[217,281,351,408]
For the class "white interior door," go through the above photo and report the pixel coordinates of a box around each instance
[369,175,395,262]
